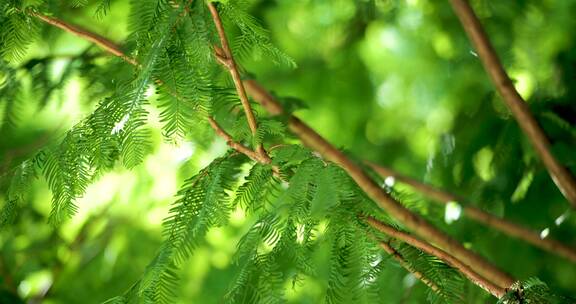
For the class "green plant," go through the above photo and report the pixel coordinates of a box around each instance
[1,1,576,303]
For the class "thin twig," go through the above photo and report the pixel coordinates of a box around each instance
[207,3,268,158]
[366,217,507,298]
[244,79,515,288]
[31,12,138,66]
[30,11,514,290]
[368,233,442,293]
[448,0,576,208]
[368,162,576,263]
[208,117,271,164]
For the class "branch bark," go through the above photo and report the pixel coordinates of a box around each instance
[243,80,515,288]
[31,11,514,290]
[448,0,576,209]
[30,13,138,66]
[366,217,507,298]
[208,117,272,165]
[207,3,268,158]
[368,162,576,263]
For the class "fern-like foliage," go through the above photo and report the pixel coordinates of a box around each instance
[0,159,36,227]
[132,153,247,303]
[219,1,296,68]
[233,163,279,213]
[70,0,89,8]
[154,39,211,141]
[0,3,39,62]
[225,215,292,304]
[3,2,568,304]
[324,220,380,304]
[94,0,113,19]
[225,147,380,304]
[0,61,23,130]
[39,130,92,224]
[393,243,465,304]
[33,4,186,224]
[497,278,574,304]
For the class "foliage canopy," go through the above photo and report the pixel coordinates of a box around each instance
[1,0,576,303]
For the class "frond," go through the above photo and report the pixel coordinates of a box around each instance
[0,199,18,229]
[255,118,286,146]
[38,131,92,225]
[0,7,39,62]
[220,1,296,68]
[179,1,214,64]
[270,144,313,167]
[310,164,354,218]
[394,243,465,304]
[0,159,36,227]
[70,0,89,8]
[497,278,558,304]
[233,163,279,213]
[119,108,151,169]
[154,41,211,141]
[128,0,171,37]
[0,62,23,130]
[94,0,112,19]
[226,214,297,304]
[324,220,379,304]
[136,153,247,303]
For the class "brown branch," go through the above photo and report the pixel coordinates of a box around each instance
[31,11,514,290]
[368,233,442,293]
[208,117,272,165]
[31,13,138,66]
[366,217,507,298]
[243,80,515,288]
[207,3,262,151]
[448,0,576,209]
[368,162,576,263]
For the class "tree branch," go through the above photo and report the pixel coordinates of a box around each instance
[30,11,514,290]
[368,162,576,263]
[448,0,576,209]
[243,80,515,288]
[366,217,507,298]
[30,12,138,66]
[207,2,265,159]
[208,117,272,165]
[368,233,442,293]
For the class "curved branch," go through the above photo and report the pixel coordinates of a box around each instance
[243,80,515,288]
[366,217,507,298]
[368,162,576,263]
[30,11,514,290]
[448,0,576,208]
[207,5,258,136]
[207,3,269,159]
[31,13,138,66]
[208,117,272,165]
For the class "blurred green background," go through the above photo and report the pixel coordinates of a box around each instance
[1,0,576,303]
